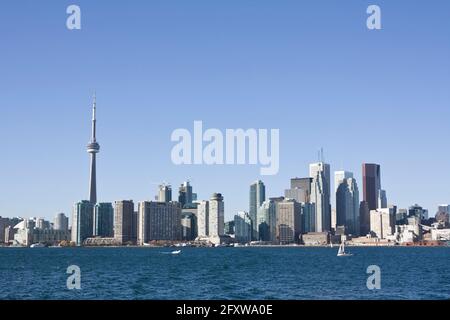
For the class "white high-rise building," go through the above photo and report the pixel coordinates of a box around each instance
[197,201,209,238]
[54,213,69,231]
[370,207,395,239]
[209,193,224,238]
[234,211,252,243]
[310,162,331,233]
[257,200,277,242]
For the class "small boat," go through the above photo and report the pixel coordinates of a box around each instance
[30,243,46,248]
[337,242,353,257]
[171,250,181,255]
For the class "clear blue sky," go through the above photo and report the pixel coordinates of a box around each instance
[1,0,449,221]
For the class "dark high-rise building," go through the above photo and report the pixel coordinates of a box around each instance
[336,176,360,236]
[114,200,135,245]
[178,181,193,208]
[72,200,94,246]
[359,201,370,236]
[249,180,266,240]
[362,163,381,211]
[87,95,100,205]
[93,203,114,237]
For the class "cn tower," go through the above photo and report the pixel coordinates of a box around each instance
[87,95,100,204]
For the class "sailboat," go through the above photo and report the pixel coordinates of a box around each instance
[337,242,353,257]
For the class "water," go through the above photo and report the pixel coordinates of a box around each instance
[0,247,449,300]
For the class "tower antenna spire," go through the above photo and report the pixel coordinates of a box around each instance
[91,92,97,142]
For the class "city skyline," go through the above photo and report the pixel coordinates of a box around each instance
[1,1,450,220]
[0,94,442,222]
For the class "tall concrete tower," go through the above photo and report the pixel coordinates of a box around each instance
[87,95,100,204]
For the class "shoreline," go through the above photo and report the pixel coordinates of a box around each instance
[1,244,449,249]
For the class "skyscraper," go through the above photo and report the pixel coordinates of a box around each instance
[309,162,331,232]
[334,171,353,193]
[378,189,387,209]
[301,202,316,234]
[178,181,193,208]
[181,213,196,241]
[335,173,360,236]
[234,211,252,243]
[54,213,69,231]
[197,201,209,238]
[114,200,135,245]
[370,207,395,239]
[87,95,100,205]
[209,193,224,238]
[285,178,312,203]
[359,201,370,236]
[72,200,94,246]
[158,184,172,203]
[362,163,381,211]
[93,203,114,237]
[276,199,302,244]
[257,199,277,242]
[249,180,266,240]
[137,201,181,244]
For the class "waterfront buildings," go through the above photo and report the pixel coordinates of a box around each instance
[54,213,69,231]
[93,203,114,237]
[335,172,360,236]
[137,201,181,244]
[301,202,316,234]
[209,193,225,239]
[302,232,329,246]
[195,194,224,244]
[197,201,209,238]
[71,200,94,245]
[276,199,302,244]
[249,180,266,240]
[309,162,331,233]
[257,199,277,242]
[224,220,235,235]
[181,212,196,241]
[234,211,252,243]
[370,207,396,239]
[114,200,135,245]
